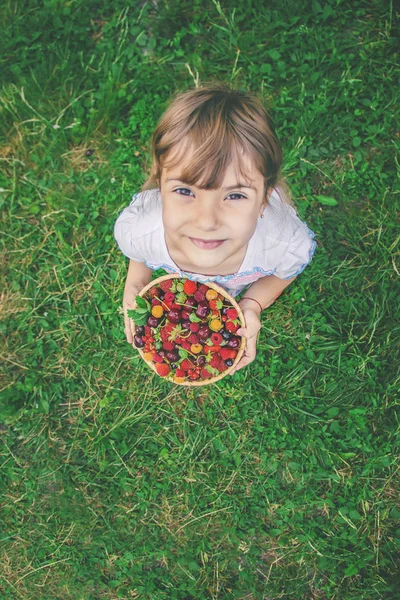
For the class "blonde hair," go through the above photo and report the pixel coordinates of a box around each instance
[141,81,291,203]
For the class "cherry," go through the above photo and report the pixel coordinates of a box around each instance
[196,303,209,318]
[166,309,181,323]
[185,298,196,308]
[227,338,239,349]
[197,325,210,341]
[194,290,206,302]
[133,335,144,348]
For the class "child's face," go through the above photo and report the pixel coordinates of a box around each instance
[160,152,268,273]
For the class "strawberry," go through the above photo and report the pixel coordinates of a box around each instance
[220,347,236,360]
[210,345,221,353]
[155,363,171,377]
[161,324,174,341]
[217,361,229,372]
[188,369,199,380]
[160,280,173,292]
[210,354,222,368]
[225,321,239,333]
[204,344,221,354]
[227,308,238,320]
[162,341,175,351]
[209,299,219,310]
[201,368,213,379]
[181,340,192,351]
[183,279,197,295]
[180,359,195,371]
[152,352,164,363]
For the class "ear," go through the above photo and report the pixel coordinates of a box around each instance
[261,186,272,210]
[266,186,273,200]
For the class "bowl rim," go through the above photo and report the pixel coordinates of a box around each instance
[129,273,246,386]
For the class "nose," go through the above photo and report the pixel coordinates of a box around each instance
[195,197,220,231]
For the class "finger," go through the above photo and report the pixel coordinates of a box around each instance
[230,352,256,375]
[124,316,134,344]
[237,326,260,339]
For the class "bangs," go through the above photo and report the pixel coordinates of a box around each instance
[161,125,264,191]
[145,83,283,197]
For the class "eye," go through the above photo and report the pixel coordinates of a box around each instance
[226,192,246,200]
[174,187,194,197]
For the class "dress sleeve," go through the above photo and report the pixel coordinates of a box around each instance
[113,194,145,262]
[274,212,316,280]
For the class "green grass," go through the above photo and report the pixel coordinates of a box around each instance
[0,0,399,598]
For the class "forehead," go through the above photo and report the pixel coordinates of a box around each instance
[162,143,263,188]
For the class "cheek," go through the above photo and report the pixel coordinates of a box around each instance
[162,209,186,232]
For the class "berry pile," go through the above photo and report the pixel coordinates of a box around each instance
[128,277,244,384]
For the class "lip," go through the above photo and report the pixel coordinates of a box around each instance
[190,237,225,250]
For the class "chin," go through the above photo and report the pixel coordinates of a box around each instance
[191,255,224,269]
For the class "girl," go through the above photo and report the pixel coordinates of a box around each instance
[114,82,316,375]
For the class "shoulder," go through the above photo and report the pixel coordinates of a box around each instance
[259,190,309,245]
[114,188,163,261]
[115,188,162,237]
[254,188,316,278]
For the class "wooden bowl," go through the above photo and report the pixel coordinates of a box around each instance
[130,273,246,386]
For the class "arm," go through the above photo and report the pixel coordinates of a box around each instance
[240,274,296,316]
[123,259,153,344]
[230,275,296,376]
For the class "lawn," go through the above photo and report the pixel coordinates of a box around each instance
[0,0,399,598]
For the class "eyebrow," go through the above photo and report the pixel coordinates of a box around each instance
[166,178,256,191]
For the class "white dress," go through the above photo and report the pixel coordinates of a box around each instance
[114,188,316,298]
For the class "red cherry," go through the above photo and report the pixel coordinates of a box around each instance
[166,310,181,323]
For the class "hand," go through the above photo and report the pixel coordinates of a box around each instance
[123,282,141,345]
[229,305,262,376]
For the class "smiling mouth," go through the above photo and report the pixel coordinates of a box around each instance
[189,237,225,249]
